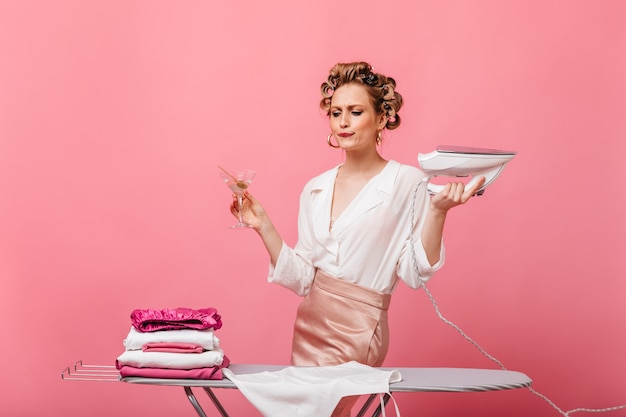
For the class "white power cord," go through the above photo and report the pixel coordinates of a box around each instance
[409,179,626,416]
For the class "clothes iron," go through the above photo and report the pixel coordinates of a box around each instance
[417,145,517,195]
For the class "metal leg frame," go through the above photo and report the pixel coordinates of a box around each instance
[203,387,230,417]
[183,387,390,417]
[183,386,230,417]
[356,393,392,417]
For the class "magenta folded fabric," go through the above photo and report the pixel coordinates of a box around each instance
[131,307,223,332]
[142,342,204,354]
[119,355,230,380]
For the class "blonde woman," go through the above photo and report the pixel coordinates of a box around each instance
[230,61,484,416]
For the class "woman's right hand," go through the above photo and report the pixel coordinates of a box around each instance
[231,191,283,265]
[230,191,268,231]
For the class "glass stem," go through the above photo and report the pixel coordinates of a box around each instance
[237,194,244,224]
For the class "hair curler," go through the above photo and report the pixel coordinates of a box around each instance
[417,145,517,195]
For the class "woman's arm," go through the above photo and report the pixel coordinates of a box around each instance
[420,177,486,265]
[235,190,316,296]
[232,191,283,266]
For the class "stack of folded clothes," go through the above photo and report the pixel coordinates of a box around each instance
[116,307,229,380]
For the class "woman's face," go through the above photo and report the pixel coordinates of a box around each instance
[329,83,386,151]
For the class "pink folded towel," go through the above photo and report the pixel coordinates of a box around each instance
[131,307,222,332]
[142,342,204,354]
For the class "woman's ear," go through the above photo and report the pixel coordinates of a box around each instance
[378,113,388,130]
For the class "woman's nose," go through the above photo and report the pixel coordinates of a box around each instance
[340,114,349,128]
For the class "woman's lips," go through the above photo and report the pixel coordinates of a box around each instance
[338,132,353,138]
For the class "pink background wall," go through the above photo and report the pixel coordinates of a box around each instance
[1,1,625,416]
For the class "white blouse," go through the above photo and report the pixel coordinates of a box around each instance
[268,160,445,296]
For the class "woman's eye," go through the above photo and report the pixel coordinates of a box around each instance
[331,111,341,117]
[351,111,363,116]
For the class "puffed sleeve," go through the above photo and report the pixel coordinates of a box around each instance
[396,238,445,289]
[267,184,316,296]
[395,178,446,289]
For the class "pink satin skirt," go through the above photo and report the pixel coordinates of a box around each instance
[290,270,391,416]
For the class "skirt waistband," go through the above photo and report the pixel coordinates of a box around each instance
[313,270,391,311]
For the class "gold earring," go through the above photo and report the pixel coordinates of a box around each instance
[327,134,340,149]
[376,131,382,146]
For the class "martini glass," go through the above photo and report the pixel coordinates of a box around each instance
[218,167,256,229]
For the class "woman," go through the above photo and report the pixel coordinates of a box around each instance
[229,61,484,416]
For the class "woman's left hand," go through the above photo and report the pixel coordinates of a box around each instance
[430,176,486,214]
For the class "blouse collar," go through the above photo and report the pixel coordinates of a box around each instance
[308,160,400,254]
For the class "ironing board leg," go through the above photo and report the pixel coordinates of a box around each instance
[203,387,230,417]
[184,386,209,417]
[354,393,392,417]
[183,385,389,417]
[355,394,378,417]
[370,394,391,417]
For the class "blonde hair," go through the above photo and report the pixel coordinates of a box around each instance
[320,61,403,130]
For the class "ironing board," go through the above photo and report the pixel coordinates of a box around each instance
[120,364,532,417]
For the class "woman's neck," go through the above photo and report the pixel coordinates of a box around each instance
[340,151,387,177]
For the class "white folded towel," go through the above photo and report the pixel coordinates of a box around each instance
[123,326,220,351]
[116,348,225,370]
[223,361,402,417]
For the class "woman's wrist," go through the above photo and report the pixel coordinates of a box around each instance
[255,220,283,265]
[255,218,276,236]
[428,203,449,219]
